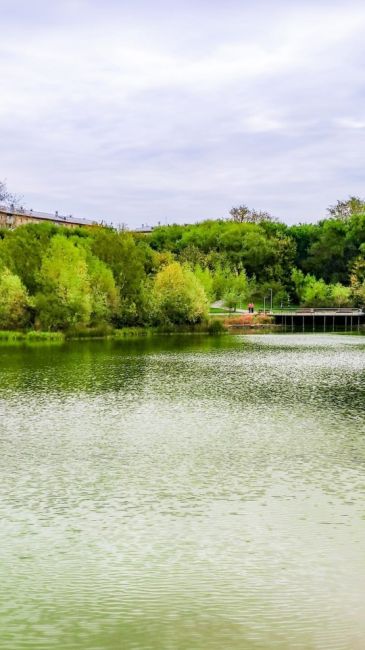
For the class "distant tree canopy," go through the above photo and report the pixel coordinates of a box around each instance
[229,204,275,224]
[327,196,365,220]
[0,195,365,330]
[147,196,365,309]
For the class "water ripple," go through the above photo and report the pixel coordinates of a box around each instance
[0,335,364,649]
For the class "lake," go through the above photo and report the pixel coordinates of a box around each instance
[0,334,365,650]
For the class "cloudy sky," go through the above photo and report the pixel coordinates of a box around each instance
[1,0,365,226]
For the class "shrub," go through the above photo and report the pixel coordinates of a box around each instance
[152,262,209,325]
[207,319,226,334]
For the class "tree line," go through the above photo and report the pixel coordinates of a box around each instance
[1,195,365,331]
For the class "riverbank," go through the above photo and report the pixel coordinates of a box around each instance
[12,312,362,345]
[2,315,362,345]
[0,314,285,345]
[0,321,228,345]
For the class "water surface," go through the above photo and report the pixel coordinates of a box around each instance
[1,334,365,650]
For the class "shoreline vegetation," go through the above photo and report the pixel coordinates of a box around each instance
[0,313,278,345]
[1,190,365,337]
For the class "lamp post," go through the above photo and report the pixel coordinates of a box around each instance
[269,288,273,313]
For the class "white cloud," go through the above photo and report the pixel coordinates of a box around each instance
[335,118,365,130]
[0,0,365,224]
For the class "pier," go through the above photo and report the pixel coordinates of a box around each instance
[271,308,365,332]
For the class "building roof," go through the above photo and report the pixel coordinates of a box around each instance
[0,203,98,227]
[132,224,154,233]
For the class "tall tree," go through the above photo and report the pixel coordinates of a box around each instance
[0,267,30,329]
[229,205,274,223]
[0,223,57,293]
[87,255,120,323]
[91,228,146,324]
[327,196,365,220]
[36,235,92,329]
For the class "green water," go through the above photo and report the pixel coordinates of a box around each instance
[1,334,365,650]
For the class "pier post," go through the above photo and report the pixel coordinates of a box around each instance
[345,316,347,332]
[324,316,326,332]
[284,315,286,331]
[313,314,315,332]
[302,316,304,332]
[351,316,353,331]
[333,316,335,332]
[291,316,293,332]
[358,316,360,332]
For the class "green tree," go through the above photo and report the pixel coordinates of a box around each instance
[91,228,146,324]
[211,264,233,299]
[304,219,350,283]
[36,235,92,329]
[0,267,30,329]
[330,283,352,307]
[0,223,56,293]
[290,223,318,270]
[223,271,249,311]
[87,256,120,323]
[350,257,365,305]
[152,262,208,325]
[291,268,331,306]
[302,279,330,306]
[194,265,214,302]
[328,196,365,220]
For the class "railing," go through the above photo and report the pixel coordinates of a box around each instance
[272,307,363,315]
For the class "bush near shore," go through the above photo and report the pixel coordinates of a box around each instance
[223,313,274,328]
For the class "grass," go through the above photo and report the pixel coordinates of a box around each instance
[26,331,65,342]
[0,330,25,341]
[209,307,232,314]
[114,327,153,338]
[116,322,228,336]
[0,330,65,344]
[0,319,229,345]
[65,324,114,339]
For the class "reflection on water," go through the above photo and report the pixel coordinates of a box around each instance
[0,334,365,650]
